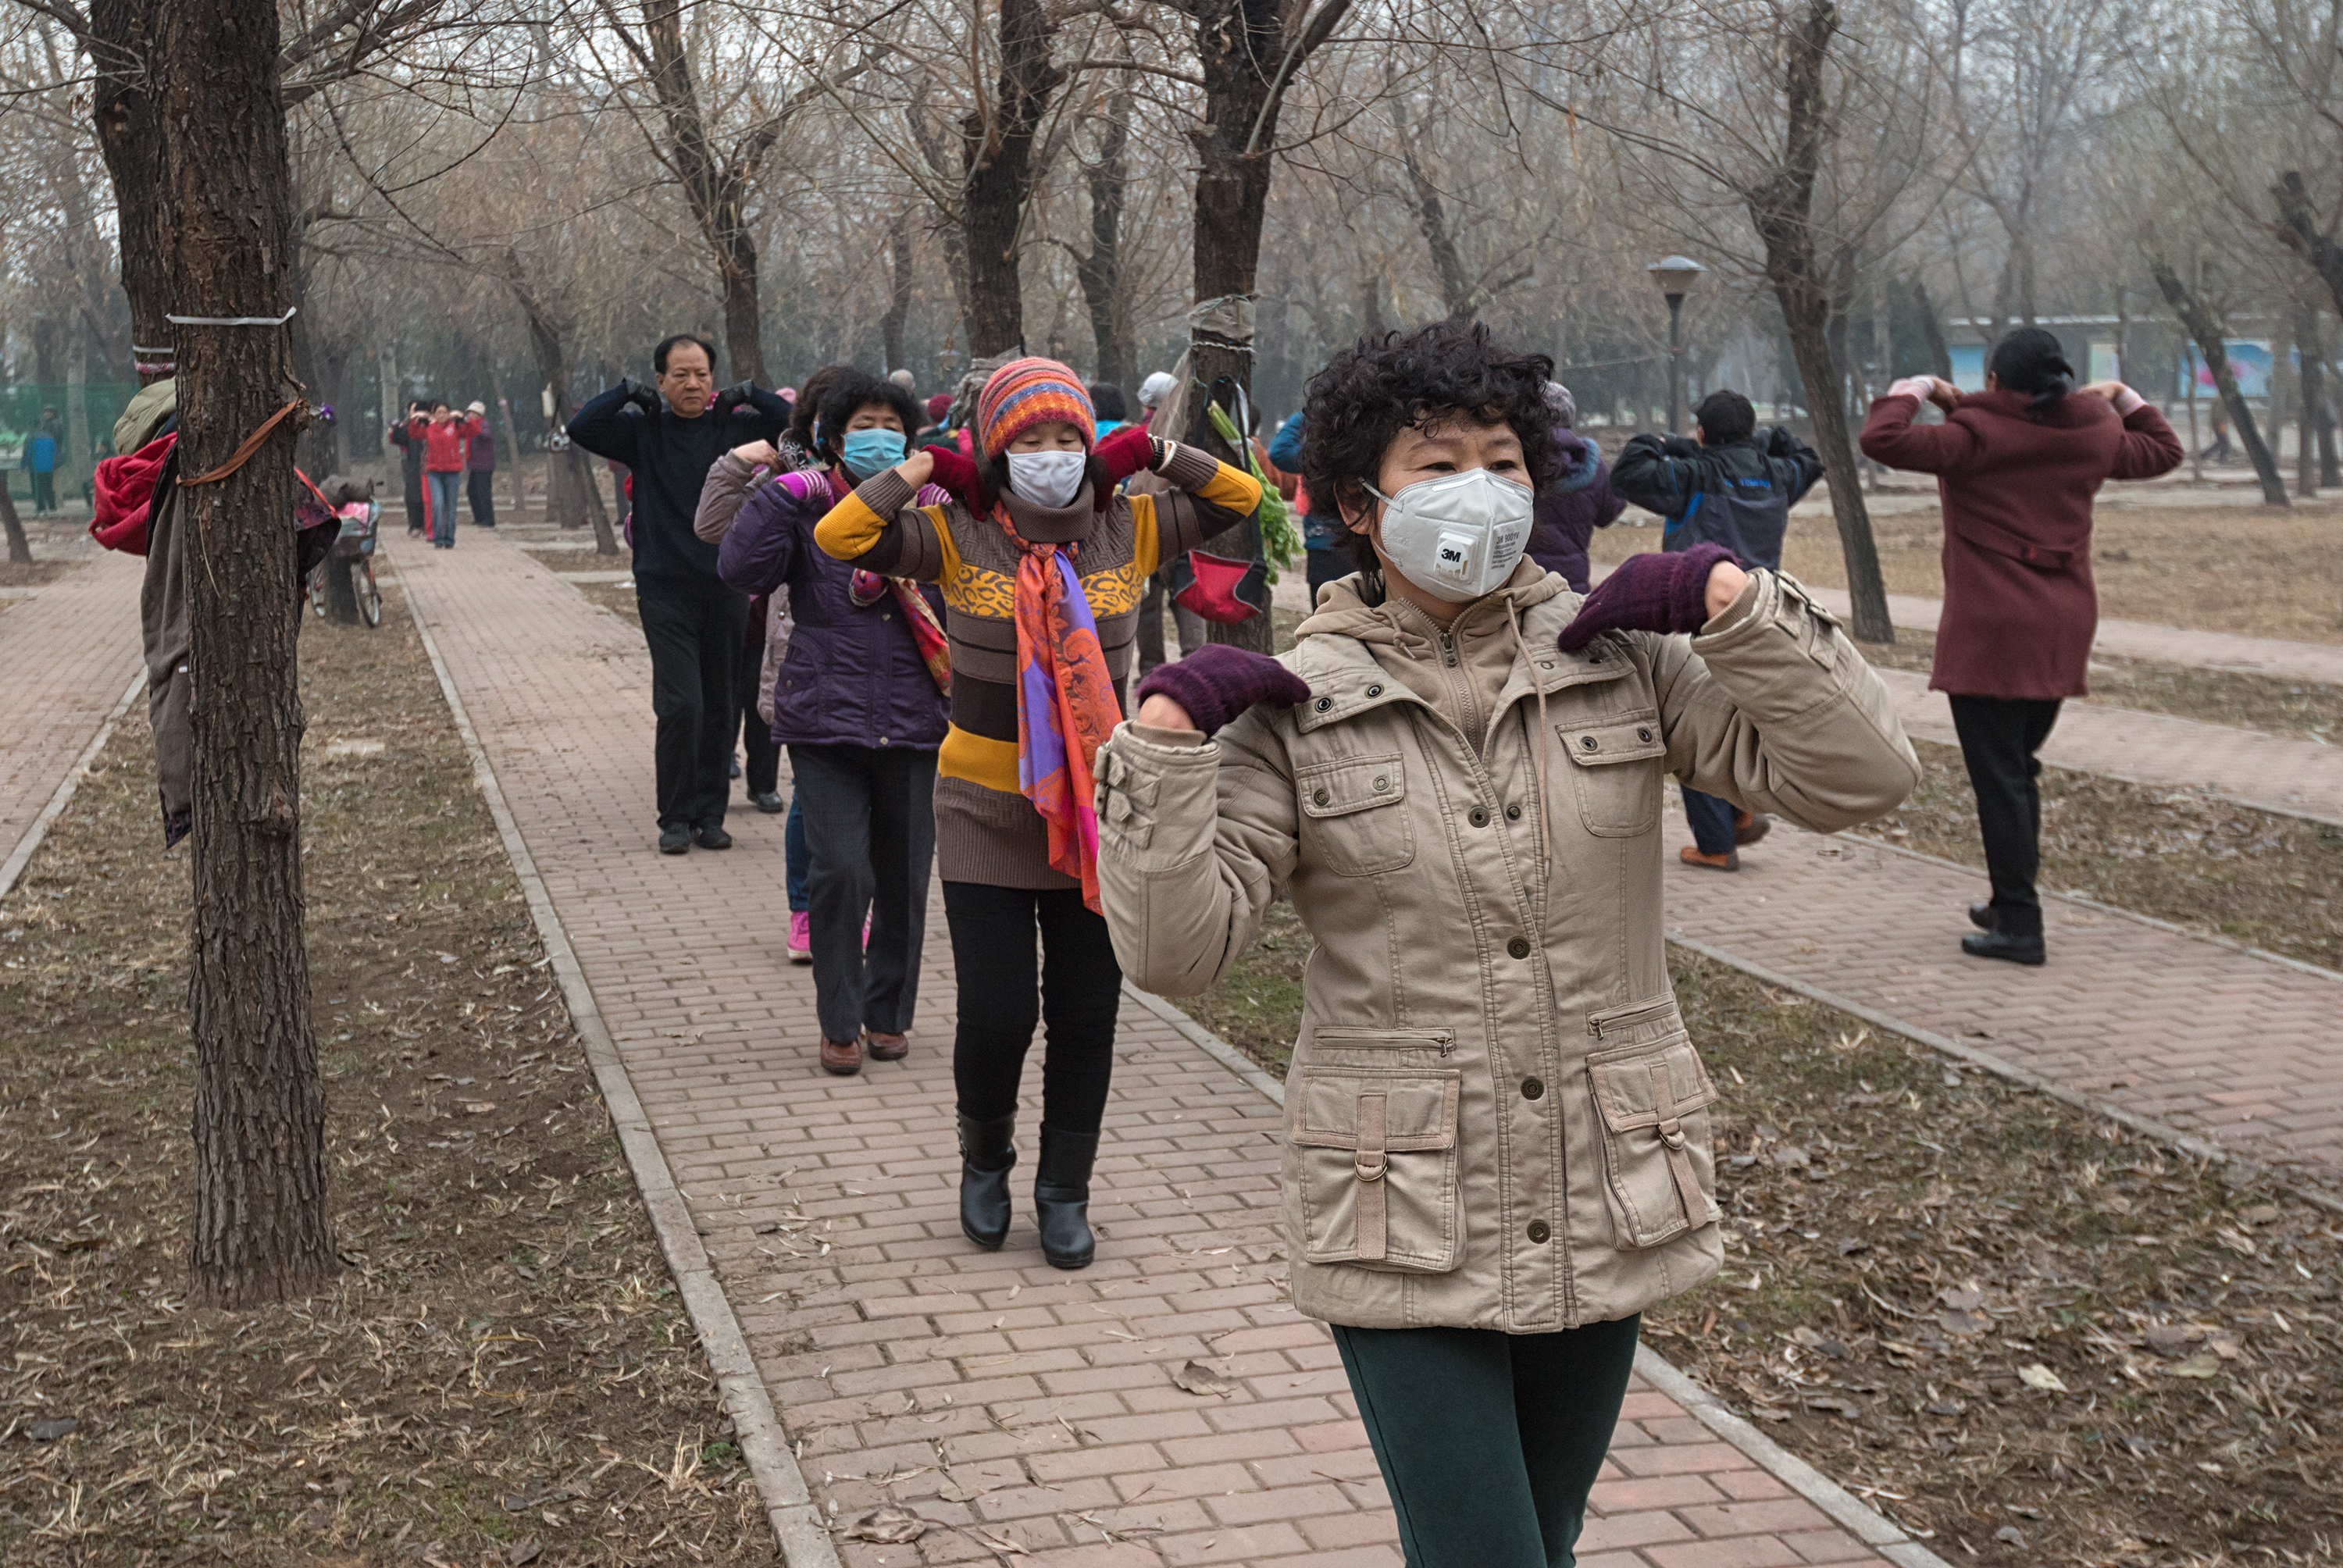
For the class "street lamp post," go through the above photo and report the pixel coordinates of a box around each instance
[1646,255,1707,434]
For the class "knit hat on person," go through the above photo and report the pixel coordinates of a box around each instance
[925,392,953,424]
[1138,370,1176,409]
[975,357,1096,459]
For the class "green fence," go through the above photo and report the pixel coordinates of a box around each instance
[0,382,143,504]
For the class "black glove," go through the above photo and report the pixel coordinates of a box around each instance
[620,379,661,416]
[713,381,755,416]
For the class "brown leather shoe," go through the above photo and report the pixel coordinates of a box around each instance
[819,1035,862,1075]
[864,1031,909,1062]
[1678,844,1739,872]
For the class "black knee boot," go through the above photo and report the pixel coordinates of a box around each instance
[1034,1124,1099,1270]
[958,1114,1016,1250]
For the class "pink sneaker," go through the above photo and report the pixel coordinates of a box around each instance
[786,910,811,964]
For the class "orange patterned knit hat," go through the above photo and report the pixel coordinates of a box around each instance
[975,358,1096,460]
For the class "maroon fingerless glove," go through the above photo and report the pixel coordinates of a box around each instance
[1557,543,1740,652]
[1135,645,1311,739]
[1093,425,1159,486]
[921,444,990,511]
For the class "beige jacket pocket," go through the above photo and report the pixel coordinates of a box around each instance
[1296,752,1414,875]
[1287,1063,1461,1271]
[1558,708,1667,837]
[1586,1033,1721,1249]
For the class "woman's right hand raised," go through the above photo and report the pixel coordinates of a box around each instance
[893,447,936,489]
[731,440,779,468]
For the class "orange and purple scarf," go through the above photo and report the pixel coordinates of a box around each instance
[1000,512,1119,911]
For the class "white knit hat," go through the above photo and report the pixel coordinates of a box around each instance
[1138,371,1176,408]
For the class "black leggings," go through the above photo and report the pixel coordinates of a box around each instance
[1334,1317,1642,1568]
[943,882,1122,1134]
[1949,695,2063,937]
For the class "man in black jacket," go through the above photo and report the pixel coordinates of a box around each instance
[388,400,429,536]
[1610,390,1824,871]
[569,335,791,855]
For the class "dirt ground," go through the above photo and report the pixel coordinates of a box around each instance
[1185,933,2343,1568]
[520,548,627,575]
[0,558,75,589]
[0,571,776,1565]
[1590,500,2343,643]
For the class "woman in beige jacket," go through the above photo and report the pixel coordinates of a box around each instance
[1095,320,1919,1568]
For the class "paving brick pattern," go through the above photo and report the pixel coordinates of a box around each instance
[396,534,1904,1567]
[0,552,145,878]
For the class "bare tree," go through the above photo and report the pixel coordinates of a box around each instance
[2150,255,2289,504]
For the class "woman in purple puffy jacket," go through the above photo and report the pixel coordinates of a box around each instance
[1523,385,1624,592]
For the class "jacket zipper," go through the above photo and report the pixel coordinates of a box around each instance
[1587,998,1678,1039]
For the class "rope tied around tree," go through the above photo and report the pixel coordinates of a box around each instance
[178,400,305,487]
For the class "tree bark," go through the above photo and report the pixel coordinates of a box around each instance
[0,476,29,565]
[65,319,89,503]
[1185,0,1355,651]
[378,341,401,469]
[2274,173,2343,323]
[483,353,526,519]
[91,0,174,387]
[1389,82,1473,318]
[882,212,915,376]
[2297,301,2322,498]
[2151,259,2288,507]
[1073,90,1136,389]
[960,0,1064,358]
[506,254,617,551]
[1908,275,1953,379]
[149,0,337,1306]
[1746,0,1892,643]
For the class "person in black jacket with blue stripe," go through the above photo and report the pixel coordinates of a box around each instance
[1610,390,1823,871]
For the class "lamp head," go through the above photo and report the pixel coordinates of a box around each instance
[1646,255,1707,305]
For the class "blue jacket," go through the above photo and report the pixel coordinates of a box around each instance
[26,432,57,473]
[1268,411,1344,551]
[1608,428,1821,572]
[718,466,948,751]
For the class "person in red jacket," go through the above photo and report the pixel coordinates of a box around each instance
[1860,328,2184,965]
[408,401,483,549]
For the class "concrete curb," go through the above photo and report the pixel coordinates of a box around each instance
[391,557,842,1568]
[0,668,144,903]
[1122,978,1953,1567]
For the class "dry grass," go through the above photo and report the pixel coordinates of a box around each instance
[1592,500,2343,642]
[0,558,75,590]
[0,581,776,1566]
[522,547,629,575]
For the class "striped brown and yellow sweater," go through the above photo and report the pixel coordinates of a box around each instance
[815,444,1261,886]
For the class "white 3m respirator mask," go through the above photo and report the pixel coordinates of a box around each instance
[1365,468,1534,603]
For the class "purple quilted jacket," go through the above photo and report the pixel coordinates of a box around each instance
[1526,429,1624,593]
[718,467,948,751]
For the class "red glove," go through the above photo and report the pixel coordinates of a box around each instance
[1093,426,1158,486]
[920,444,990,511]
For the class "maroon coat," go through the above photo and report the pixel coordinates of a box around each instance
[1859,389,2182,700]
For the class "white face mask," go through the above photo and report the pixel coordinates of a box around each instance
[1005,449,1087,509]
[1365,468,1534,603]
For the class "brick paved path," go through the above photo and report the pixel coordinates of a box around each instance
[396,536,1921,1568]
[0,552,145,890]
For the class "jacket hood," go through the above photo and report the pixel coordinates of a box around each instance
[1551,428,1600,493]
[1294,557,1570,660]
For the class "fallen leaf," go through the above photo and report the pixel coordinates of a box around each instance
[1995,1526,2027,1548]
[461,1100,497,1115]
[1938,1309,1989,1338]
[1836,1237,1869,1256]
[2206,1331,2245,1361]
[2238,1203,2281,1226]
[24,1417,78,1441]
[2017,1363,2068,1393]
[842,1506,928,1545]
[2166,1352,2222,1379]
[1771,1144,1810,1168]
[1938,1286,1985,1312]
[1172,1360,1234,1397]
[505,1542,542,1566]
[1789,1327,1848,1359]
[972,1527,1029,1555]
[2144,1323,2201,1356]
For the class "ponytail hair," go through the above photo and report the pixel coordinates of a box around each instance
[1988,327,2074,415]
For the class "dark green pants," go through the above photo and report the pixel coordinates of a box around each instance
[1333,1315,1641,1568]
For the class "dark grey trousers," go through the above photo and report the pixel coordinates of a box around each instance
[786,743,937,1045]
[1135,568,1209,680]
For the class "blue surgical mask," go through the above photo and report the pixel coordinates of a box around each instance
[840,427,906,479]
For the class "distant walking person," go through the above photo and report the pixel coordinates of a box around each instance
[463,401,497,528]
[389,400,428,536]
[24,423,57,515]
[1610,389,1822,871]
[1861,328,2184,964]
[569,334,791,854]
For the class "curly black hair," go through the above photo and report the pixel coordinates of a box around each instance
[787,363,854,451]
[1297,319,1561,576]
[811,369,922,467]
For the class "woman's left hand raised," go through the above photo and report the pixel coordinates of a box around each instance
[1557,543,1746,652]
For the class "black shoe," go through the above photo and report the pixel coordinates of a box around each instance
[1962,928,2045,966]
[1733,811,1774,846]
[658,825,690,855]
[1968,903,1995,932]
[729,754,743,779]
[1034,1124,1100,1270]
[694,824,733,850]
[750,790,786,814]
[958,1114,1017,1250]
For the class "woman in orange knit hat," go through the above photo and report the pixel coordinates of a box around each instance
[815,357,1261,1269]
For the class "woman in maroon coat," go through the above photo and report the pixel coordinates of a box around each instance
[1860,328,2183,966]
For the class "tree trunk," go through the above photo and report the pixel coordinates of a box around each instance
[1746,0,1892,643]
[378,341,401,469]
[1389,80,1472,318]
[643,0,772,386]
[1909,275,1953,380]
[1074,91,1136,388]
[149,0,336,1306]
[2296,302,2321,498]
[483,353,526,519]
[505,251,617,551]
[959,0,1064,358]
[91,0,174,386]
[882,212,915,376]
[66,321,89,504]
[2274,173,2343,323]
[0,477,29,565]
[2152,259,2288,507]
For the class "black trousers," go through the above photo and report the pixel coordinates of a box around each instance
[403,469,426,532]
[466,469,497,528]
[637,584,747,831]
[1948,694,2063,938]
[789,744,936,1045]
[943,882,1122,1134]
[1334,1317,1642,1568]
[734,632,779,796]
